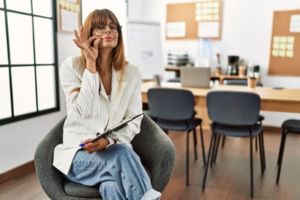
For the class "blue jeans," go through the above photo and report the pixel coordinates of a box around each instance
[65,144,161,200]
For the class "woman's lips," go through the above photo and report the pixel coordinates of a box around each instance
[103,37,113,40]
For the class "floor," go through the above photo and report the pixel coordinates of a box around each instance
[1,129,300,200]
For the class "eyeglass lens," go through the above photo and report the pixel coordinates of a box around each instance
[94,23,119,33]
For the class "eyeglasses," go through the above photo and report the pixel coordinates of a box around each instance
[92,23,122,33]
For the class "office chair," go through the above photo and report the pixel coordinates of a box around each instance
[202,91,265,198]
[222,79,265,152]
[276,119,300,183]
[143,77,196,122]
[34,115,176,199]
[147,88,206,186]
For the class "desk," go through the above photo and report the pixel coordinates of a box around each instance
[142,82,300,128]
[165,66,248,84]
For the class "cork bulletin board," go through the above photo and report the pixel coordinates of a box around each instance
[268,10,300,76]
[166,1,223,40]
[58,0,81,33]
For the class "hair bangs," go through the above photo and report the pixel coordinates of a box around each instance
[90,9,119,27]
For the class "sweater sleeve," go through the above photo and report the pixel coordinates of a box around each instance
[60,60,100,118]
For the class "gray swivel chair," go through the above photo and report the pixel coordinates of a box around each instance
[147,88,206,186]
[34,114,176,199]
[202,91,265,198]
[276,119,300,183]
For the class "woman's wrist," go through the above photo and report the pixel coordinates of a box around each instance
[105,137,115,149]
[86,60,97,73]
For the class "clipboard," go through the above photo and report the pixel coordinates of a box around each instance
[90,113,144,143]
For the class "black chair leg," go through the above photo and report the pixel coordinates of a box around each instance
[202,132,215,189]
[193,129,198,161]
[258,133,264,175]
[193,129,197,145]
[199,124,206,165]
[277,132,288,184]
[250,136,254,198]
[214,134,221,163]
[210,134,218,167]
[255,135,258,151]
[222,135,226,148]
[261,130,266,169]
[277,130,286,165]
[186,130,190,186]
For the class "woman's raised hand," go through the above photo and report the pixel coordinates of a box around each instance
[73,25,101,62]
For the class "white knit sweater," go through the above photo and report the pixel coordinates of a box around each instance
[53,56,143,175]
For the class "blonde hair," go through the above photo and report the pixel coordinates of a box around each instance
[71,9,127,96]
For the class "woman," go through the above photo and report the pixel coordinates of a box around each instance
[53,9,161,200]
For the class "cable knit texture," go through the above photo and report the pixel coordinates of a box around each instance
[53,56,143,175]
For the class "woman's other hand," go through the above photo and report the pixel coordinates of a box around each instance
[81,137,109,154]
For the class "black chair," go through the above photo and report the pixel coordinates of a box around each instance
[202,91,265,198]
[143,77,196,122]
[34,115,176,199]
[147,88,206,186]
[222,79,265,151]
[276,119,300,183]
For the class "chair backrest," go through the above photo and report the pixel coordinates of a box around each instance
[206,91,261,126]
[223,79,263,87]
[147,88,194,121]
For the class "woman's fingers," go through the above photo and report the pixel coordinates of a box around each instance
[93,37,101,48]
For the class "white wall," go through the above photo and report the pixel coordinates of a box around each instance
[129,0,300,127]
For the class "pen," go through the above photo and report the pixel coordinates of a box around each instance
[79,143,86,147]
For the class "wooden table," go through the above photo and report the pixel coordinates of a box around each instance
[165,66,248,85]
[142,82,300,128]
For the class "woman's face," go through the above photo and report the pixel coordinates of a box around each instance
[92,19,119,50]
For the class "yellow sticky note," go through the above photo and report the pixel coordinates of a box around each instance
[279,44,286,50]
[279,50,286,57]
[202,8,208,14]
[207,8,213,14]
[196,3,202,9]
[207,15,213,21]
[286,44,294,50]
[286,51,293,58]
[214,15,220,21]
[213,2,220,8]
[208,2,213,7]
[273,36,280,43]
[203,2,208,8]
[272,50,279,57]
[195,15,201,21]
[60,0,65,8]
[280,36,287,43]
[196,9,201,15]
[213,8,219,14]
[65,1,70,10]
[70,3,75,11]
[287,36,295,44]
[75,5,80,13]
[273,43,279,49]
[202,15,207,21]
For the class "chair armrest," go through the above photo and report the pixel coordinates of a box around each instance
[34,117,73,199]
[131,115,176,192]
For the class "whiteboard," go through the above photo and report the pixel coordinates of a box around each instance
[127,21,164,80]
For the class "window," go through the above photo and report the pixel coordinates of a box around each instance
[0,0,59,125]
